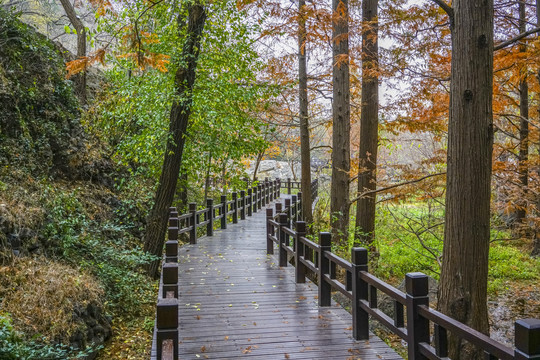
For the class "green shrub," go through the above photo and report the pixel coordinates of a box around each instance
[0,313,95,360]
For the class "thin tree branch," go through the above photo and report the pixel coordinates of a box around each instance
[494,26,540,51]
[429,0,454,22]
[349,172,446,205]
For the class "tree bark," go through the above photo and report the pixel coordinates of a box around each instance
[533,0,540,257]
[516,0,529,225]
[58,0,86,104]
[144,2,207,278]
[438,1,493,359]
[330,0,351,246]
[354,0,378,250]
[298,0,313,224]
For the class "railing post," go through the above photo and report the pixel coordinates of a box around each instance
[258,184,263,209]
[240,190,246,220]
[297,192,303,221]
[278,213,289,267]
[220,195,227,230]
[162,263,179,298]
[156,297,178,360]
[277,178,281,197]
[285,198,292,228]
[270,179,274,202]
[406,272,430,360]
[514,319,540,360]
[232,192,238,224]
[352,247,369,340]
[165,234,178,264]
[206,199,214,236]
[252,186,257,213]
[247,189,253,217]
[261,181,266,207]
[291,195,298,225]
[295,221,306,283]
[287,177,292,195]
[266,208,274,255]
[318,232,332,306]
[167,212,179,263]
[265,177,270,204]
[189,202,197,244]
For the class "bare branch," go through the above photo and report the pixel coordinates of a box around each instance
[349,172,446,205]
[494,26,540,51]
[429,0,454,21]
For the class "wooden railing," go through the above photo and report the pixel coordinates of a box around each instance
[152,177,321,359]
[266,199,540,360]
[245,177,319,200]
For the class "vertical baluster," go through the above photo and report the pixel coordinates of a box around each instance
[240,190,246,220]
[287,177,292,194]
[220,195,227,229]
[189,202,197,244]
[247,188,253,217]
[278,213,288,267]
[266,208,274,255]
[295,221,306,283]
[297,192,303,221]
[252,186,257,213]
[434,324,448,358]
[232,192,238,224]
[206,199,214,236]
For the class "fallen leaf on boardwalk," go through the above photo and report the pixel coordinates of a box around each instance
[196,315,201,320]
[224,336,229,340]
[253,322,257,326]
[284,354,290,359]
[242,346,253,354]
[201,346,206,353]
[298,296,307,300]
[345,326,352,330]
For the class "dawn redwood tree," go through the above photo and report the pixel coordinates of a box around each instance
[298,0,313,224]
[435,0,494,358]
[535,0,540,256]
[330,0,351,245]
[354,0,378,249]
[144,1,207,278]
[516,0,529,225]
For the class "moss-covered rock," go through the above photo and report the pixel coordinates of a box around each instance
[0,8,84,177]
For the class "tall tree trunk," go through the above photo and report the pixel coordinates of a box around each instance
[438,1,493,359]
[144,3,207,278]
[298,0,313,224]
[59,0,86,104]
[330,0,351,246]
[204,152,212,202]
[516,0,529,225]
[252,151,264,182]
[354,0,378,249]
[533,0,540,257]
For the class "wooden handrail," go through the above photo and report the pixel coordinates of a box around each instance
[154,178,283,359]
[266,197,540,360]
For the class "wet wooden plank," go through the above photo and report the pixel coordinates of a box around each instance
[151,197,402,360]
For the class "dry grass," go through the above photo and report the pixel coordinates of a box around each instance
[0,256,104,342]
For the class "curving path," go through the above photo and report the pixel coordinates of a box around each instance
[151,198,402,360]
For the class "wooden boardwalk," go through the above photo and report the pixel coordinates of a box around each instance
[151,198,402,359]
